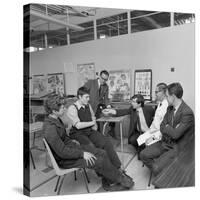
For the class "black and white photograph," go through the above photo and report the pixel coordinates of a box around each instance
[1,0,199,200]
[23,2,195,197]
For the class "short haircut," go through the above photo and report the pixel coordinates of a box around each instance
[167,82,183,98]
[44,94,65,115]
[157,82,167,93]
[77,86,90,97]
[131,94,145,107]
[100,70,109,77]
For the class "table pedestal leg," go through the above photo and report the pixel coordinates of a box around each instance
[120,122,124,169]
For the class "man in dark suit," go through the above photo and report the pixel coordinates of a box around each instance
[140,82,194,175]
[102,94,155,152]
[84,70,110,118]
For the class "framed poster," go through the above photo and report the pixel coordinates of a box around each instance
[32,74,47,96]
[134,69,152,100]
[77,63,95,87]
[108,70,131,102]
[47,73,65,96]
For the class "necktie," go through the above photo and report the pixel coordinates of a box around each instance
[137,111,142,134]
[99,85,103,96]
[171,107,176,126]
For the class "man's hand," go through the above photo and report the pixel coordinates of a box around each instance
[71,140,80,145]
[102,108,116,116]
[91,123,98,131]
[91,120,96,126]
[145,136,155,146]
[83,152,97,166]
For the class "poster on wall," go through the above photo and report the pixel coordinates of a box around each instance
[32,74,47,96]
[47,73,65,96]
[134,69,152,100]
[77,63,95,87]
[108,70,131,102]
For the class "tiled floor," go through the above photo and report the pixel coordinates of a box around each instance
[28,134,155,197]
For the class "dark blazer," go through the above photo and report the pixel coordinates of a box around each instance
[43,117,84,168]
[153,133,194,188]
[116,105,155,142]
[84,79,109,114]
[160,100,195,152]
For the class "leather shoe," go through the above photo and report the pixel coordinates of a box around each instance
[118,169,133,181]
[102,182,127,191]
[119,174,135,189]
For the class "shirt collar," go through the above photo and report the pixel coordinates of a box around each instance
[159,98,168,106]
[137,107,143,113]
[97,78,101,88]
[75,100,86,110]
[174,101,182,112]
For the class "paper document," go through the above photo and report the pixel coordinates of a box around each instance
[137,130,162,146]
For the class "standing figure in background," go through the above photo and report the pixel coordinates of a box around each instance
[84,70,110,118]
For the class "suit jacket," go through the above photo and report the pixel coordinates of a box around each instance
[116,105,155,142]
[160,100,195,152]
[84,79,109,114]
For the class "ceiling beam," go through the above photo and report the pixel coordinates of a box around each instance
[29,10,85,31]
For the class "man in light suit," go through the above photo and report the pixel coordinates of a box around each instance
[140,82,194,175]
[84,70,110,118]
[137,83,168,146]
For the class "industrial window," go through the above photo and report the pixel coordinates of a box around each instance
[69,21,94,44]
[130,11,170,33]
[96,13,128,39]
[174,13,195,25]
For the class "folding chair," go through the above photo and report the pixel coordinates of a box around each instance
[43,138,90,195]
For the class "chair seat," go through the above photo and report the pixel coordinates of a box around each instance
[55,167,80,176]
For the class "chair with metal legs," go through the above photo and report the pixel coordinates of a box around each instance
[43,138,90,195]
[142,162,153,187]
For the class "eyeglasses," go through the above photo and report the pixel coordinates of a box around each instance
[131,99,137,103]
[155,90,162,94]
[100,76,108,81]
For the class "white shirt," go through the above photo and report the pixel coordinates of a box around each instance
[150,98,168,132]
[98,78,101,89]
[174,100,182,116]
[137,107,149,132]
[137,98,168,146]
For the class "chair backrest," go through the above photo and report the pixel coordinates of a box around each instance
[43,138,60,174]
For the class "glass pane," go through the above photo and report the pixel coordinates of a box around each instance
[131,12,170,33]
[130,10,157,18]
[97,13,127,26]
[174,13,195,25]
[97,20,128,39]
[69,21,94,44]
[119,20,128,35]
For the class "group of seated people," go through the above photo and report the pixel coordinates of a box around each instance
[43,80,195,192]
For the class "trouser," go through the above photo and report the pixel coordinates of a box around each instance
[129,132,144,151]
[140,141,177,175]
[70,129,121,169]
[59,144,123,184]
